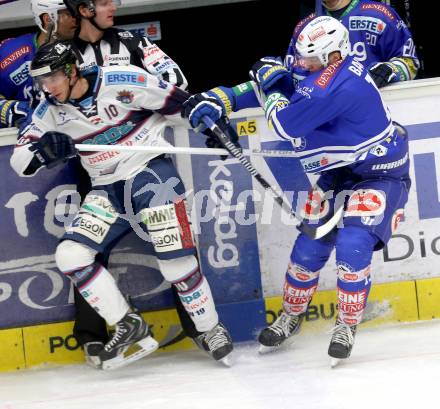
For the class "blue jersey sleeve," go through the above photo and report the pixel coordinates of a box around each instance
[207,81,261,115]
[270,87,351,140]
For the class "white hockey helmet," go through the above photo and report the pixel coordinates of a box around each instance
[30,0,67,33]
[295,15,350,69]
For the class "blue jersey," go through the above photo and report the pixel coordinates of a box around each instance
[263,56,406,175]
[0,34,37,103]
[0,33,38,128]
[286,0,419,82]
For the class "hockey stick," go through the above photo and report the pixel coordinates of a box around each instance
[201,116,341,240]
[74,143,298,158]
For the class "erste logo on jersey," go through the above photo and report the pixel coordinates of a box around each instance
[9,61,30,86]
[35,101,49,119]
[105,71,147,86]
[349,16,387,34]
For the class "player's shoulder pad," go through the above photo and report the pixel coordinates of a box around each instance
[102,65,149,88]
[358,1,400,24]
[293,12,316,39]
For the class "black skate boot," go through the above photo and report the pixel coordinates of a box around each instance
[258,312,304,353]
[83,341,104,369]
[99,312,159,370]
[328,318,357,367]
[195,323,233,366]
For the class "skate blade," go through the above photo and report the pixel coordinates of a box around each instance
[258,344,281,354]
[218,352,234,367]
[330,357,341,368]
[85,355,102,369]
[102,336,159,371]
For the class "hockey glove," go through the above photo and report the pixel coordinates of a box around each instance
[31,131,77,169]
[249,57,291,92]
[368,62,399,88]
[0,100,31,128]
[182,93,226,131]
[202,117,241,160]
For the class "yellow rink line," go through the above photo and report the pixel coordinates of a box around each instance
[1,277,439,372]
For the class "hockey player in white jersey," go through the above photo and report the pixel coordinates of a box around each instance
[27,0,194,367]
[10,40,233,369]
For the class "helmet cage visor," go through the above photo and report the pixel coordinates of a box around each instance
[31,66,72,91]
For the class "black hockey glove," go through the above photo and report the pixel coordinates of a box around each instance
[202,117,241,160]
[368,62,399,88]
[32,131,77,169]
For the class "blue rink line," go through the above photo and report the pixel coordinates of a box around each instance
[407,122,440,140]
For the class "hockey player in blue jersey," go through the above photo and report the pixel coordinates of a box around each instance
[286,0,419,88]
[182,15,410,365]
[0,0,77,129]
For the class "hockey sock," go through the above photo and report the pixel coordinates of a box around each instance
[283,262,320,315]
[284,232,334,314]
[335,226,376,325]
[158,255,218,332]
[336,268,372,325]
[65,262,130,326]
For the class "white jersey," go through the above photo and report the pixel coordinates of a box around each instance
[10,64,189,185]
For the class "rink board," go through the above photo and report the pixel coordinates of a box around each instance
[0,277,437,372]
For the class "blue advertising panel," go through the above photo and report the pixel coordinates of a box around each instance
[188,119,263,305]
[0,146,173,328]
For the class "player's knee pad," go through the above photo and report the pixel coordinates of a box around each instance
[157,255,218,332]
[55,240,97,274]
[335,226,377,276]
[157,255,199,283]
[291,232,334,272]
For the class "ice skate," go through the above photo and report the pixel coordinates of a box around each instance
[195,322,234,366]
[99,312,159,370]
[83,341,104,369]
[328,318,357,368]
[258,312,304,354]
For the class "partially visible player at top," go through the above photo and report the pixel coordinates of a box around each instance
[0,0,77,129]
[285,0,419,87]
[64,0,187,87]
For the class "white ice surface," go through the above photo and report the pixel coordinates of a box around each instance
[1,320,440,409]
